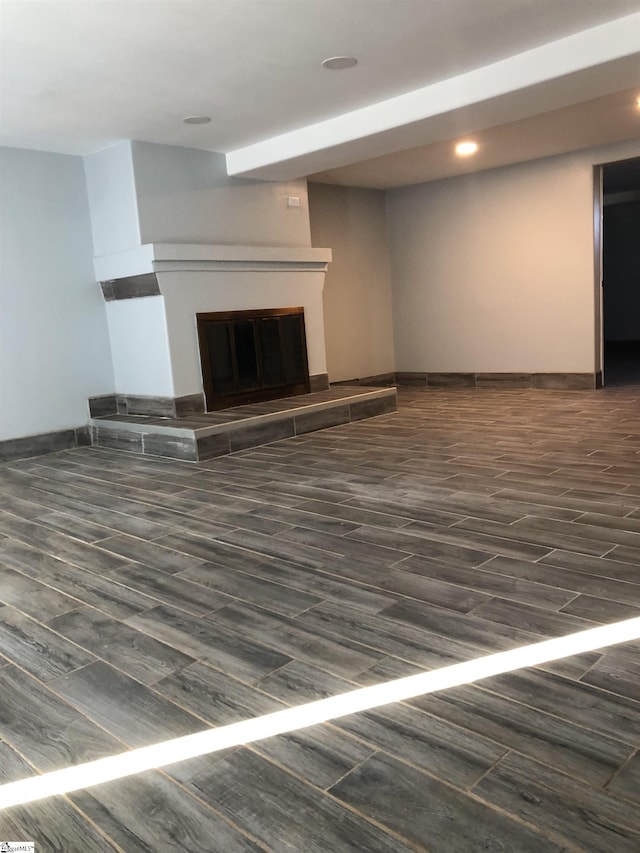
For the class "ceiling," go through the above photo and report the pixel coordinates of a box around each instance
[1,0,639,187]
[310,89,640,189]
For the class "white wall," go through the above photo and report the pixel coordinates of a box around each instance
[105,297,174,396]
[84,142,140,257]
[131,142,312,248]
[0,147,114,440]
[308,183,395,382]
[387,139,640,374]
[83,140,313,256]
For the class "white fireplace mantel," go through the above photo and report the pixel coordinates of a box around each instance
[94,243,332,281]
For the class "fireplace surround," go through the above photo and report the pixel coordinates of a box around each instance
[94,242,332,413]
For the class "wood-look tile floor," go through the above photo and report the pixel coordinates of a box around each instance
[1,386,639,851]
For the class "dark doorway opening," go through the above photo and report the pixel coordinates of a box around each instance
[197,307,310,411]
[602,158,640,387]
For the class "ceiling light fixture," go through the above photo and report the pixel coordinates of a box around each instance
[183,115,212,125]
[455,140,478,156]
[321,56,358,70]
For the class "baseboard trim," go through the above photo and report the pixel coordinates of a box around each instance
[330,373,396,388]
[532,373,596,390]
[309,373,330,392]
[110,393,206,418]
[89,393,208,418]
[395,372,597,390]
[0,426,91,463]
[88,395,118,417]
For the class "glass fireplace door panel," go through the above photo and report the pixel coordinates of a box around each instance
[197,308,310,411]
[258,318,287,387]
[234,320,260,390]
[207,323,235,394]
[282,314,306,384]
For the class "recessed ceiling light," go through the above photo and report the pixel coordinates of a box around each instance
[322,56,358,70]
[183,115,212,125]
[455,140,478,156]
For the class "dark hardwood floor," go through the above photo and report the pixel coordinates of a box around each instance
[1,385,639,851]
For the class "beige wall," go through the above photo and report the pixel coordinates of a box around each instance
[308,183,395,382]
[387,139,640,374]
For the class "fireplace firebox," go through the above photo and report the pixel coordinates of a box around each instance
[197,308,310,411]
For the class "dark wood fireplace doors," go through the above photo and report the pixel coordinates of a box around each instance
[196,307,310,411]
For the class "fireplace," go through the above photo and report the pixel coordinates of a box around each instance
[197,307,310,410]
[94,242,331,411]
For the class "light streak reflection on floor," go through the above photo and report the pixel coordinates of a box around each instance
[2,616,639,810]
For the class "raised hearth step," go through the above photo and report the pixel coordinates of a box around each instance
[90,387,397,462]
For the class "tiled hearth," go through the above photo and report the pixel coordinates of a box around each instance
[91,387,398,462]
